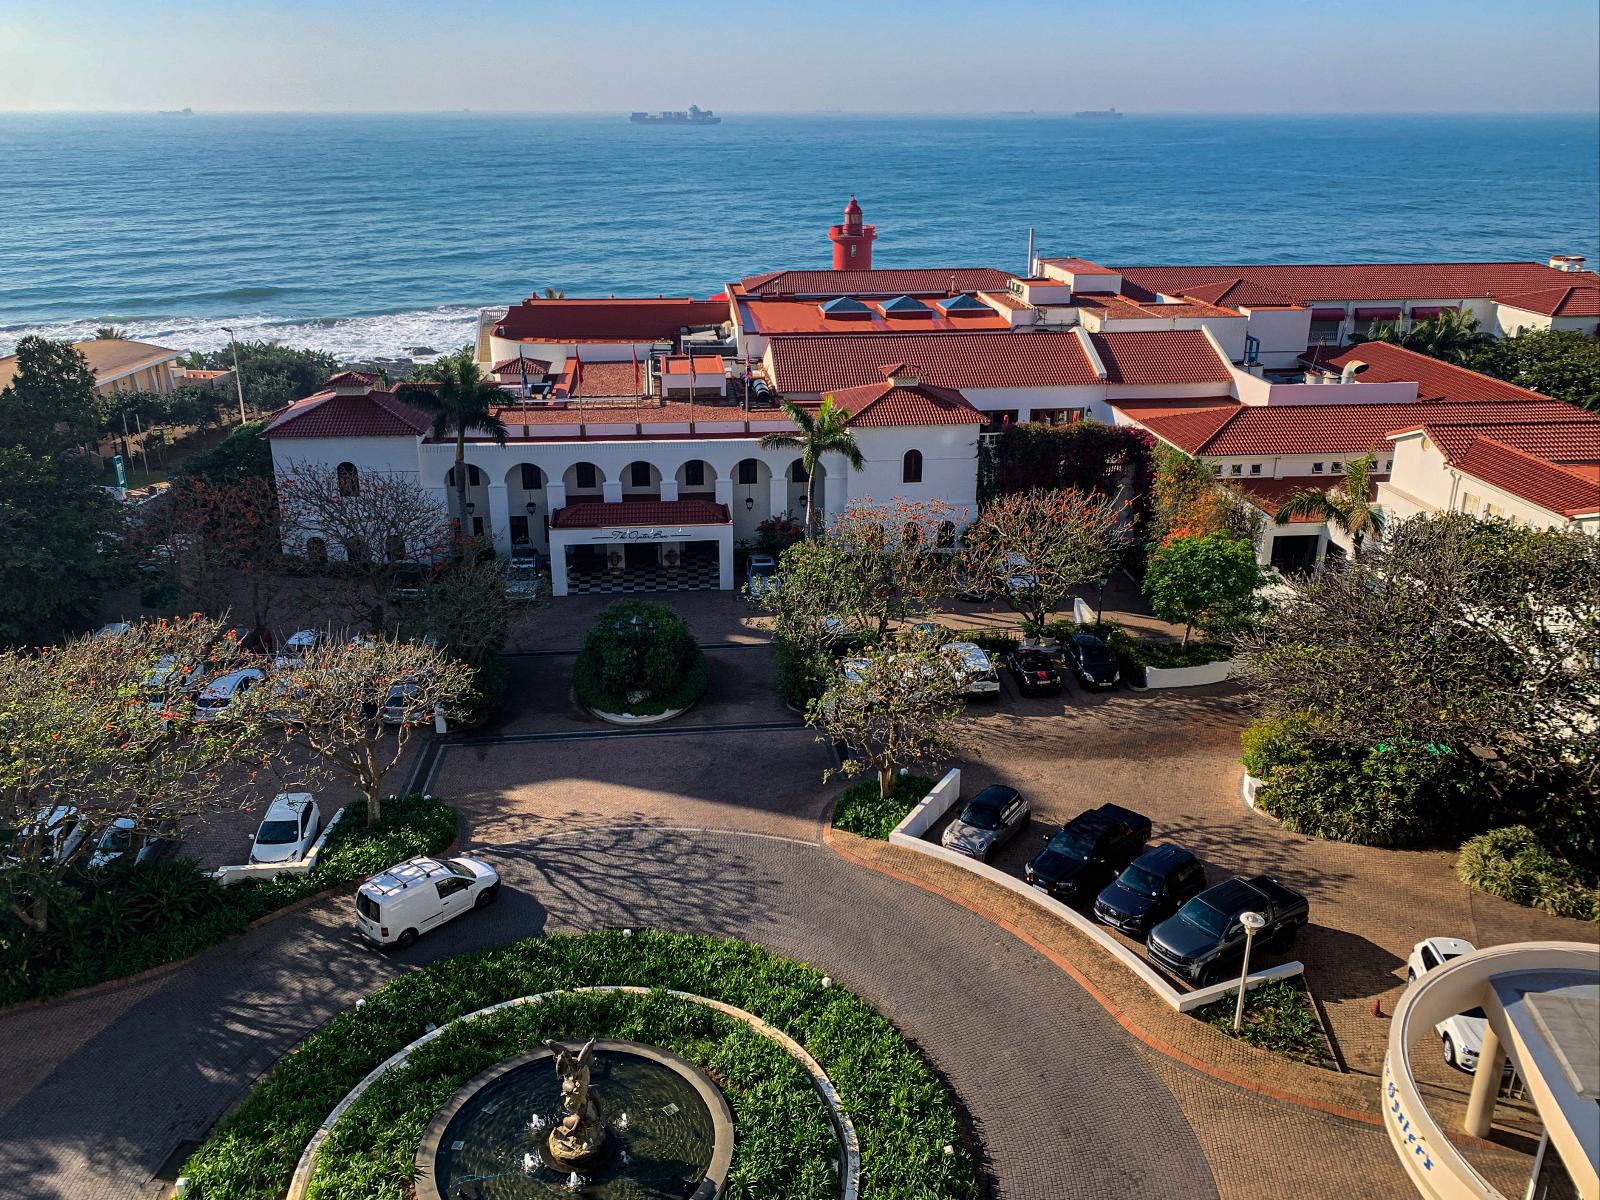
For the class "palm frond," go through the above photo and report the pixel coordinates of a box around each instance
[1273,489,1342,527]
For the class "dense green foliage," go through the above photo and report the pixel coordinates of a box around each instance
[831,773,937,840]
[1364,308,1492,365]
[0,795,456,1006]
[175,420,272,485]
[981,420,1155,522]
[1143,533,1264,643]
[1196,980,1336,1068]
[0,336,128,645]
[182,341,339,413]
[573,600,708,715]
[1457,827,1598,922]
[182,930,976,1200]
[774,638,829,709]
[1470,328,1600,413]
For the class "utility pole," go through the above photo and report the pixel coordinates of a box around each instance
[221,326,248,423]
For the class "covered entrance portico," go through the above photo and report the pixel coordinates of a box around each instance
[548,499,735,598]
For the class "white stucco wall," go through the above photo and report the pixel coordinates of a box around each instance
[1380,432,1588,530]
[1237,307,1313,368]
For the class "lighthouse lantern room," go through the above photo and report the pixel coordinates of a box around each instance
[828,195,877,270]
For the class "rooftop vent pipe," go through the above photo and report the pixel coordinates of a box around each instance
[1340,360,1369,384]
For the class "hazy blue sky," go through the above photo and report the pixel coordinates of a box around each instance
[3,0,1597,114]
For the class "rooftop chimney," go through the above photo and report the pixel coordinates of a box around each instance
[1549,255,1586,272]
[881,362,920,387]
[1340,360,1369,385]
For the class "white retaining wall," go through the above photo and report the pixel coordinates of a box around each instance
[211,804,346,887]
[1141,658,1235,689]
[888,769,1301,1013]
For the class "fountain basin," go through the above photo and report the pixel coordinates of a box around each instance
[415,1039,734,1199]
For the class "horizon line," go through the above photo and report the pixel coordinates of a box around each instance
[4,108,1598,118]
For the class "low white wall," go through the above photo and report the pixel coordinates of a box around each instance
[212,804,346,887]
[1073,597,1094,625]
[887,775,1301,1013]
[1142,659,1235,689]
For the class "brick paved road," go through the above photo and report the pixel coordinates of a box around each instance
[0,826,1217,1200]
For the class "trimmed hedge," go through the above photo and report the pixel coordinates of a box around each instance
[573,600,708,716]
[1195,979,1337,1069]
[181,930,977,1200]
[831,774,937,841]
[1458,826,1598,922]
[0,794,456,1007]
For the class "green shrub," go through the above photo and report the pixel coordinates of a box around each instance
[1195,979,1336,1068]
[963,631,1020,656]
[774,638,829,709]
[182,930,976,1200]
[454,653,509,728]
[1457,826,1598,921]
[0,795,456,1006]
[1253,738,1483,847]
[831,773,936,840]
[1240,713,1324,779]
[573,600,708,715]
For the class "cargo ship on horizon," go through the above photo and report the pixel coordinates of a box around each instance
[630,105,721,125]
[1073,107,1122,119]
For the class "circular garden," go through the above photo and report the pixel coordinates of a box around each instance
[574,601,709,721]
[180,930,976,1200]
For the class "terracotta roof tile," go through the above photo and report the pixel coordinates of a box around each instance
[1234,475,1383,520]
[495,297,728,342]
[767,331,1099,392]
[325,370,378,388]
[739,296,1010,335]
[550,499,730,528]
[1089,330,1233,385]
[1321,343,1552,403]
[1398,417,1600,463]
[260,389,433,440]
[491,356,553,375]
[737,267,1014,298]
[1492,283,1600,318]
[1450,438,1600,517]
[825,379,986,427]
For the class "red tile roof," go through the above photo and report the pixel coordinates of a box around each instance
[495,298,729,342]
[325,370,378,388]
[825,378,986,427]
[662,354,726,375]
[1122,398,1590,457]
[1492,283,1600,318]
[1040,256,1118,275]
[1233,475,1384,520]
[559,360,645,399]
[491,356,553,375]
[767,331,1098,393]
[736,268,1014,298]
[1089,330,1233,385]
[1073,292,1242,320]
[550,499,731,528]
[1394,417,1600,464]
[739,296,1011,336]
[1115,261,1600,314]
[1114,401,1242,450]
[1449,439,1600,517]
[1320,343,1552,403]
[260,389,434,440]
[1171,278,1301,309]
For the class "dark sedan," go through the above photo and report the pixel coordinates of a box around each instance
[940,785,1030,862]
[1093,844,1207,937]
[1066,632,1121,689]
[1004,648,1063,695]
[1146,875,1310,985]
[1025,802,1151,903]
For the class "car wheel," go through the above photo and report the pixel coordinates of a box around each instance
[1442,1035,1456,1068]
[394,928,419,950]
[475,884,499,909]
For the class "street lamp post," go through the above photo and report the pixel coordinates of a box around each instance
[220,326,247,424]
[1232,911,1268,1033]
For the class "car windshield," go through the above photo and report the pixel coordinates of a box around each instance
[959,803,1002,831]
[1463,1007,1488,1021]
[1046,828,1095,860]
[445,858,477,879]
[749,561,775,576]
[1019,653,1051,669]
[255,819,300,845]
[98,828,132,853]
[1179,897,1229,938]
[1116,864,1163,899]
[194,694,227,709]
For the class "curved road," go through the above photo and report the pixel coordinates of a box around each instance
[0,826,1218,1200]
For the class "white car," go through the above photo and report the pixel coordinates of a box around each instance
[1407,936,1487,1072]
[142,655,204,711]
[275,629,323,667]
[248,793,323,865]
[15,805,90,866]
[506,554,544,603]
[746,553,779,599]
[942,641,1000,698]
[87,815,178,869]
[355,855,500,949]
[381,680,425,726]
[193,668,265,722]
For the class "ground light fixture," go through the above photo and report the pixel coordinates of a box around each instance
[1233,911,1268,1032]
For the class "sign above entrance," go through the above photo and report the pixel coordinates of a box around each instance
[576,526,707,543]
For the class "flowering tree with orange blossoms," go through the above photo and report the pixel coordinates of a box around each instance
[958,488,1127,634]
[139,474,283,630]
[826,498,957,637]
[0,616,275,933]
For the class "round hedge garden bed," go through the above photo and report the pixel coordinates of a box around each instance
[573,600,709,719]
[180,930,977,1200]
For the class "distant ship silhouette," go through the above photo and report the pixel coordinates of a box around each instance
[630,105,721,125]
[159,107,194,116]
[1073,107,1122,119]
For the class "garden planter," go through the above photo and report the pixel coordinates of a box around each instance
[1140,659,1234,689]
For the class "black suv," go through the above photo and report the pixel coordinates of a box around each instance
[1093,844,1207,937]
[1146,875,1310,985]
[1066,632,1120,689]
[1024,803,1151,903]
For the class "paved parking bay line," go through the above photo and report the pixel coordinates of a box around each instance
[447,718,805,748]
[504,641,766,658]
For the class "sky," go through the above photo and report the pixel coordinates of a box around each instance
[2,0,1597,114]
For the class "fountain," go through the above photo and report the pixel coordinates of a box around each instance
[415,1039,733,1199]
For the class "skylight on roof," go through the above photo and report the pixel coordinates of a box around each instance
[937,293,991,314]
[879,295,934,316]
[820,296,873,317]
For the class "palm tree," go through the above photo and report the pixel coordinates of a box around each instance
[541,287,566,300]
[759,395,864,537]
[1364,308,1492,365]
[94,326,128,340]
[1273,453,1386,555]
[398,347,508,542]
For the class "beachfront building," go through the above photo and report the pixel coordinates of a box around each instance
[263,197,1597,596]
[0,336,183,397]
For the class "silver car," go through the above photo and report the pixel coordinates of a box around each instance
[940,785,1030,861]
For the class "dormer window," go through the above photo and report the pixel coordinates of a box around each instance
[1249,463,1262,475]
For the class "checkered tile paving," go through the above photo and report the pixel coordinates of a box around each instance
[565,559,723,595]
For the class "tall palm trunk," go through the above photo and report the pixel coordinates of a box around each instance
[804,464,818,538]
[454,428,468,541]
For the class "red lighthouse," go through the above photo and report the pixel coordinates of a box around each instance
[828,195,876,270]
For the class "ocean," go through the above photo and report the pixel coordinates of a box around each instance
[2,112,1596,361]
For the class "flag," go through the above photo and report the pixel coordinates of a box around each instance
[517,350,530,400]
[632,344,640,396]
[686,352,695,428]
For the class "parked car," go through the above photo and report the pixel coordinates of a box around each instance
[13,805,90,866]
[87,815,179,870]
[940,785,1030,861]
[1407,937,1489,1072]
[141,655,205,712]
[1025,803,1152,903]
[746,552,779,599]
[506,549,544,603]
[192,667,265,722]
[355,854,500,949]
[1093,844,1208,937]
[382,680,426,726]
[1065,632,1121,689]
[1146,875,1310,985]
[248,793,323,865]
[1004,647,1063,695]
[389,561,425,603]
[941,641,1000,699]
[275,629,324,668]
[220,624,270,656]
[94,621,132,640]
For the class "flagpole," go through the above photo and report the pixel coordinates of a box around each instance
[687,350,696,433]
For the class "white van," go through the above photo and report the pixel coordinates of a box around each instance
[355,855,500,949]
